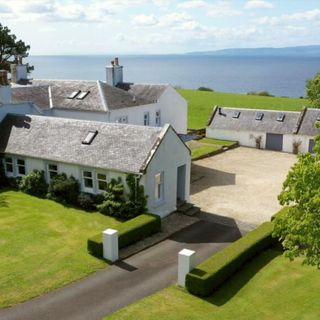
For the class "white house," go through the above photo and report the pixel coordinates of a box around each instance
[206,106,320,153]
[0,114,191,218]
[10,58,188,134]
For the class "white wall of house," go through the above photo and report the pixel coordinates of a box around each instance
[206,128,267,149]
[0,103,42,122]
[143,127,191,218]
[44,109,110,122]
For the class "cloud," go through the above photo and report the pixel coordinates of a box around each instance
[132,14,158,26]
[245,0,274,10]
[177,0,206,10]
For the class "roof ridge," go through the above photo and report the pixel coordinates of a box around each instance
[217,106,301,114]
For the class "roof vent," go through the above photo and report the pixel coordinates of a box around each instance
[68,90,80,99]
[276,113,285,122]
[232,111,240,119]
[82,130,98,145]
[76,91,90,100]
[255,112,264,121]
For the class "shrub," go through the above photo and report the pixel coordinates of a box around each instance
[47,173,80,205]
[87,213,161,258]
[185,222,276,296]
[78,192,96,211]
[198,86,214,92]
[19,170,48,198]
[0,160,7,188]
[247,90,274,97]
[7,177,22,190]
[121,174,148,220]
[97,178,125,217]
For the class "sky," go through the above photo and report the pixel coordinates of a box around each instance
[0,0,320,55]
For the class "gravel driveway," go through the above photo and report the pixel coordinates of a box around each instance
[191,147,297,225]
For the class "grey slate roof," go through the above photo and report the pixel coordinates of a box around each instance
[11,80,165,112]
[297,108,320,136]
[0,114,167,174]
[208,107,301,135]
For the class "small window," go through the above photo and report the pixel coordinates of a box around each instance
[76,91,90,100]
[16,159,26,176]
[82,130,98,145]
[277,113,285,122]
[155,172,164,202]
[155,110,161,126]
[83,171,94,189]
[255,112,264,121]
[232,111,240,119]
[48,164,58,180]
[144,112,150,126]
[4,157,13,174]
[68,90,80,99]
[97,173,108,191]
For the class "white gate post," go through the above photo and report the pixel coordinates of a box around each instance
[178,249,196,287]
[103,229,119,262]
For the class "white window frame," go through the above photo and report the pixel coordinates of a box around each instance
[96,172,108,192]
[4,156,14,177]
[154,172,164,204]
[47,163,58,181]
[155,110,161,127]
[143,112,150,126]
[82,170,94,192]
[16,158,26,176]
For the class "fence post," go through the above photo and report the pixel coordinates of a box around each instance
[103,228,119,262]
[178,249,196,287]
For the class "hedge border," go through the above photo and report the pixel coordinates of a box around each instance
[185,221,276,296]
[87,213,161,259]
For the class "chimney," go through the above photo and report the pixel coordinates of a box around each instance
[10,56,28,84]
[106,57,123,87]
[0,70,12,104]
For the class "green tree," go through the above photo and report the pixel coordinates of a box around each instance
[273,134,320,267]
[0,23,33,71]
[306,72,320,108]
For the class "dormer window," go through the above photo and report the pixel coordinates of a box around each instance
[82,130,98,145]
[76,91,90,100]
[68,90,80,99]
[276,113,285,122]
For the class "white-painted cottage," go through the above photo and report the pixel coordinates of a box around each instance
[0,114,191,218]
[9,58,188,134]
[206,106,320,153]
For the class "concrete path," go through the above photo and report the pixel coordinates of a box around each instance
[0,221,242,320]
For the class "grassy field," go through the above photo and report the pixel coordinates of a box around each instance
[187,138,237,160]
[0,189,120,308]
[178,89,309,129]
[107,248,320,320]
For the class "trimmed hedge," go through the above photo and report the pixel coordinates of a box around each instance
[185,222,276,296]
[87,213,161,258]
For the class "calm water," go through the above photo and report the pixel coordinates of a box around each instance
[26,55,320,98]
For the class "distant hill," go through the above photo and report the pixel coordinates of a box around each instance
[187,45,320,56]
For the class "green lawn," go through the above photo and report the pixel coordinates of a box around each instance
[187,138,237,160]
[0,189,120,308]
[107,248,320,320]
[178,89,308,129]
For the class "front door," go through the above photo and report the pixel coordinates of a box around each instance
[309,139,315,153]
[266,133,283,151]
[177,165,186,204]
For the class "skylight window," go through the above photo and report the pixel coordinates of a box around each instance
[76,91,90,100]
[82,130,98,145]
[68,90,80,99]
[255,112,264,121]
[276,113,285,122]
[232,111,240,119]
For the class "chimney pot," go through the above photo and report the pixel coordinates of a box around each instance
[111,60,115,66]
[114,57,119,66]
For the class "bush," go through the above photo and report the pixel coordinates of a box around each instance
[198,86,214,92]
[7,177,22,190]
[19,170,48,198]
[0,160,7,188]
[47,173,80,205]
[87,213,161,258]
[78,192,96,211]
[247,90,274,97]
[185,222,276,296]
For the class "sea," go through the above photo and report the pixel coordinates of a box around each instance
[26,55,320,98]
